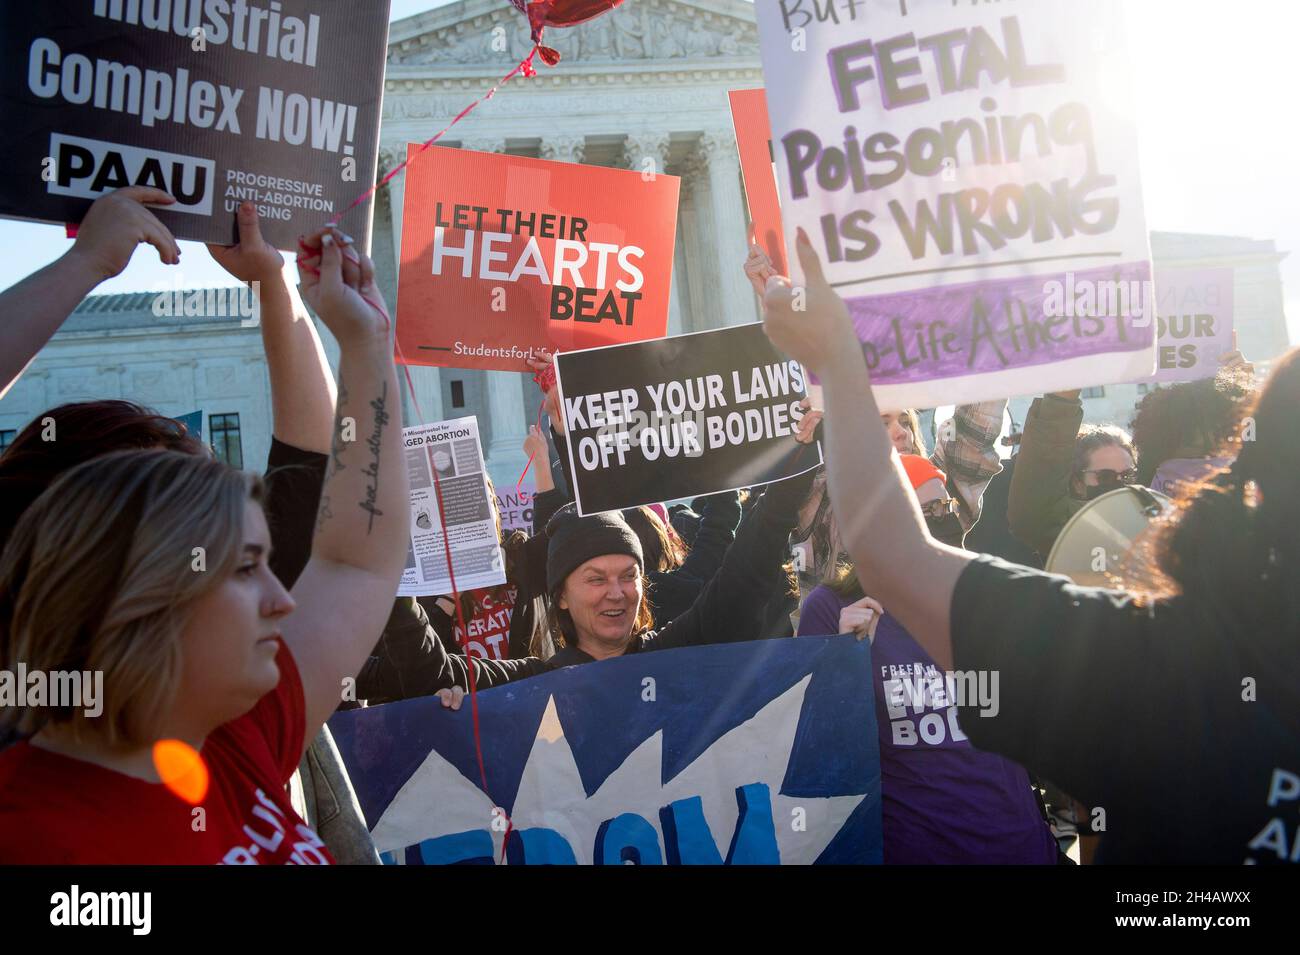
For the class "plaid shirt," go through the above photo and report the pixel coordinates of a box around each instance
[930,399,1006,529]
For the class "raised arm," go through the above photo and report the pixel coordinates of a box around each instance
[524,425,555,494]
[281,230,408,744]
[0,186,181,398]
[670,490,741,583]
[208,201,336,454]
[761,231,973,669]
[933,399,1007,530]
[1006,391,1083,557]
[652,465,814,652]
[526,349,579,497]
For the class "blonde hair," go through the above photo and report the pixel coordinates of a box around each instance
[0,450,262,746]
[900,409,926,457]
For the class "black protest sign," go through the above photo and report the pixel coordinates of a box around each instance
[0,1,389,249]
[555,323,823,516]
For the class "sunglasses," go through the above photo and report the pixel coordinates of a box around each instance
[1082,468,1138,485]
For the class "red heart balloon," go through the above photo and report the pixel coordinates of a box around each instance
[509,0,626,52]
[534,0,626,29]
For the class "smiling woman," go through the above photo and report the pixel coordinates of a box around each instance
[530,466,815,670]
[544,510,653,659]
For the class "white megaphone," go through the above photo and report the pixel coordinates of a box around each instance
[1045,486,1173,589]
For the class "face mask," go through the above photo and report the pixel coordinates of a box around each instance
[1081,468,1137,501]
[926,513,965,549]
[1084,478,1126,501]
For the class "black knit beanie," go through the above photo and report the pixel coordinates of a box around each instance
[545,504,644,592]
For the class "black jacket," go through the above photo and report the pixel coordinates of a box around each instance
[356,597,546,702]
[643,490,742,627]
[358,468,815,697]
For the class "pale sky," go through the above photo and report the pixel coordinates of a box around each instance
[3,0,1296,348]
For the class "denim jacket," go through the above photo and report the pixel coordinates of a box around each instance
[289,726,380,865]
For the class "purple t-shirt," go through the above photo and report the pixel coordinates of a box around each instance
[798,585,1058,864]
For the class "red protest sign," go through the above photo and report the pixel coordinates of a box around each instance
[728,88,786,277]
[395,146,679,372]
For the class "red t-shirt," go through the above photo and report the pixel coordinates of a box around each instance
[0,641,333,864]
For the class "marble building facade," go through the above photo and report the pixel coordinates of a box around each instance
[372,0,766,486]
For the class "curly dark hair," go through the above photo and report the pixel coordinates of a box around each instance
[1122,348,1297,630]
[1129,369,1255,486]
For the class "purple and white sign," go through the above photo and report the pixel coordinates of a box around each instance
[755,0,1156,407]
[496,480,535,534]
[1148,268,1234,384]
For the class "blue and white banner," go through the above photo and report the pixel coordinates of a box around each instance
[330,636,882,865]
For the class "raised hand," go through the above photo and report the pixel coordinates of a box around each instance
[761,228,856,377]
[69,186,181,279]
[296,227,389,347]
[207,201,285,282]
[525,349,564,434]
[794,395,823,445]
[839,595,884,643]
[744,243,778,298]
[1218,330,1254,378]
[524,424,548,461]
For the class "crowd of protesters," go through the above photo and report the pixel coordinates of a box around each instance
[0,186,1295,867]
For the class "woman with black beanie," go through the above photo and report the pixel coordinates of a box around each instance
[348,458,816,698]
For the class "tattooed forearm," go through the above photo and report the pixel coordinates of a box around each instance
[315,376,349,534]
[358,380,389,533]
[327,374,349,478]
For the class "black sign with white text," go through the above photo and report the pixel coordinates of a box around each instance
[0,0,389,249]
[555,323,823,515]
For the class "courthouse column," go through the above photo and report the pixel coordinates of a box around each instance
[540,135,588,164]
[464,137,530,485]
[700,132,757,326]
[380,144,443,425]
[623,134,684,336]
[483,368,531,489]
[380,144,407,260]
[677,151,721,332]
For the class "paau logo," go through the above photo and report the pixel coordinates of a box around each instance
[48,133,213,215]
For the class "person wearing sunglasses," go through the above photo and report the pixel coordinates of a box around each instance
[1079,465,1138,491]
[1006,390,1139,561]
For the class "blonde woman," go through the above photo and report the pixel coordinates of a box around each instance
[0,233,407,863]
